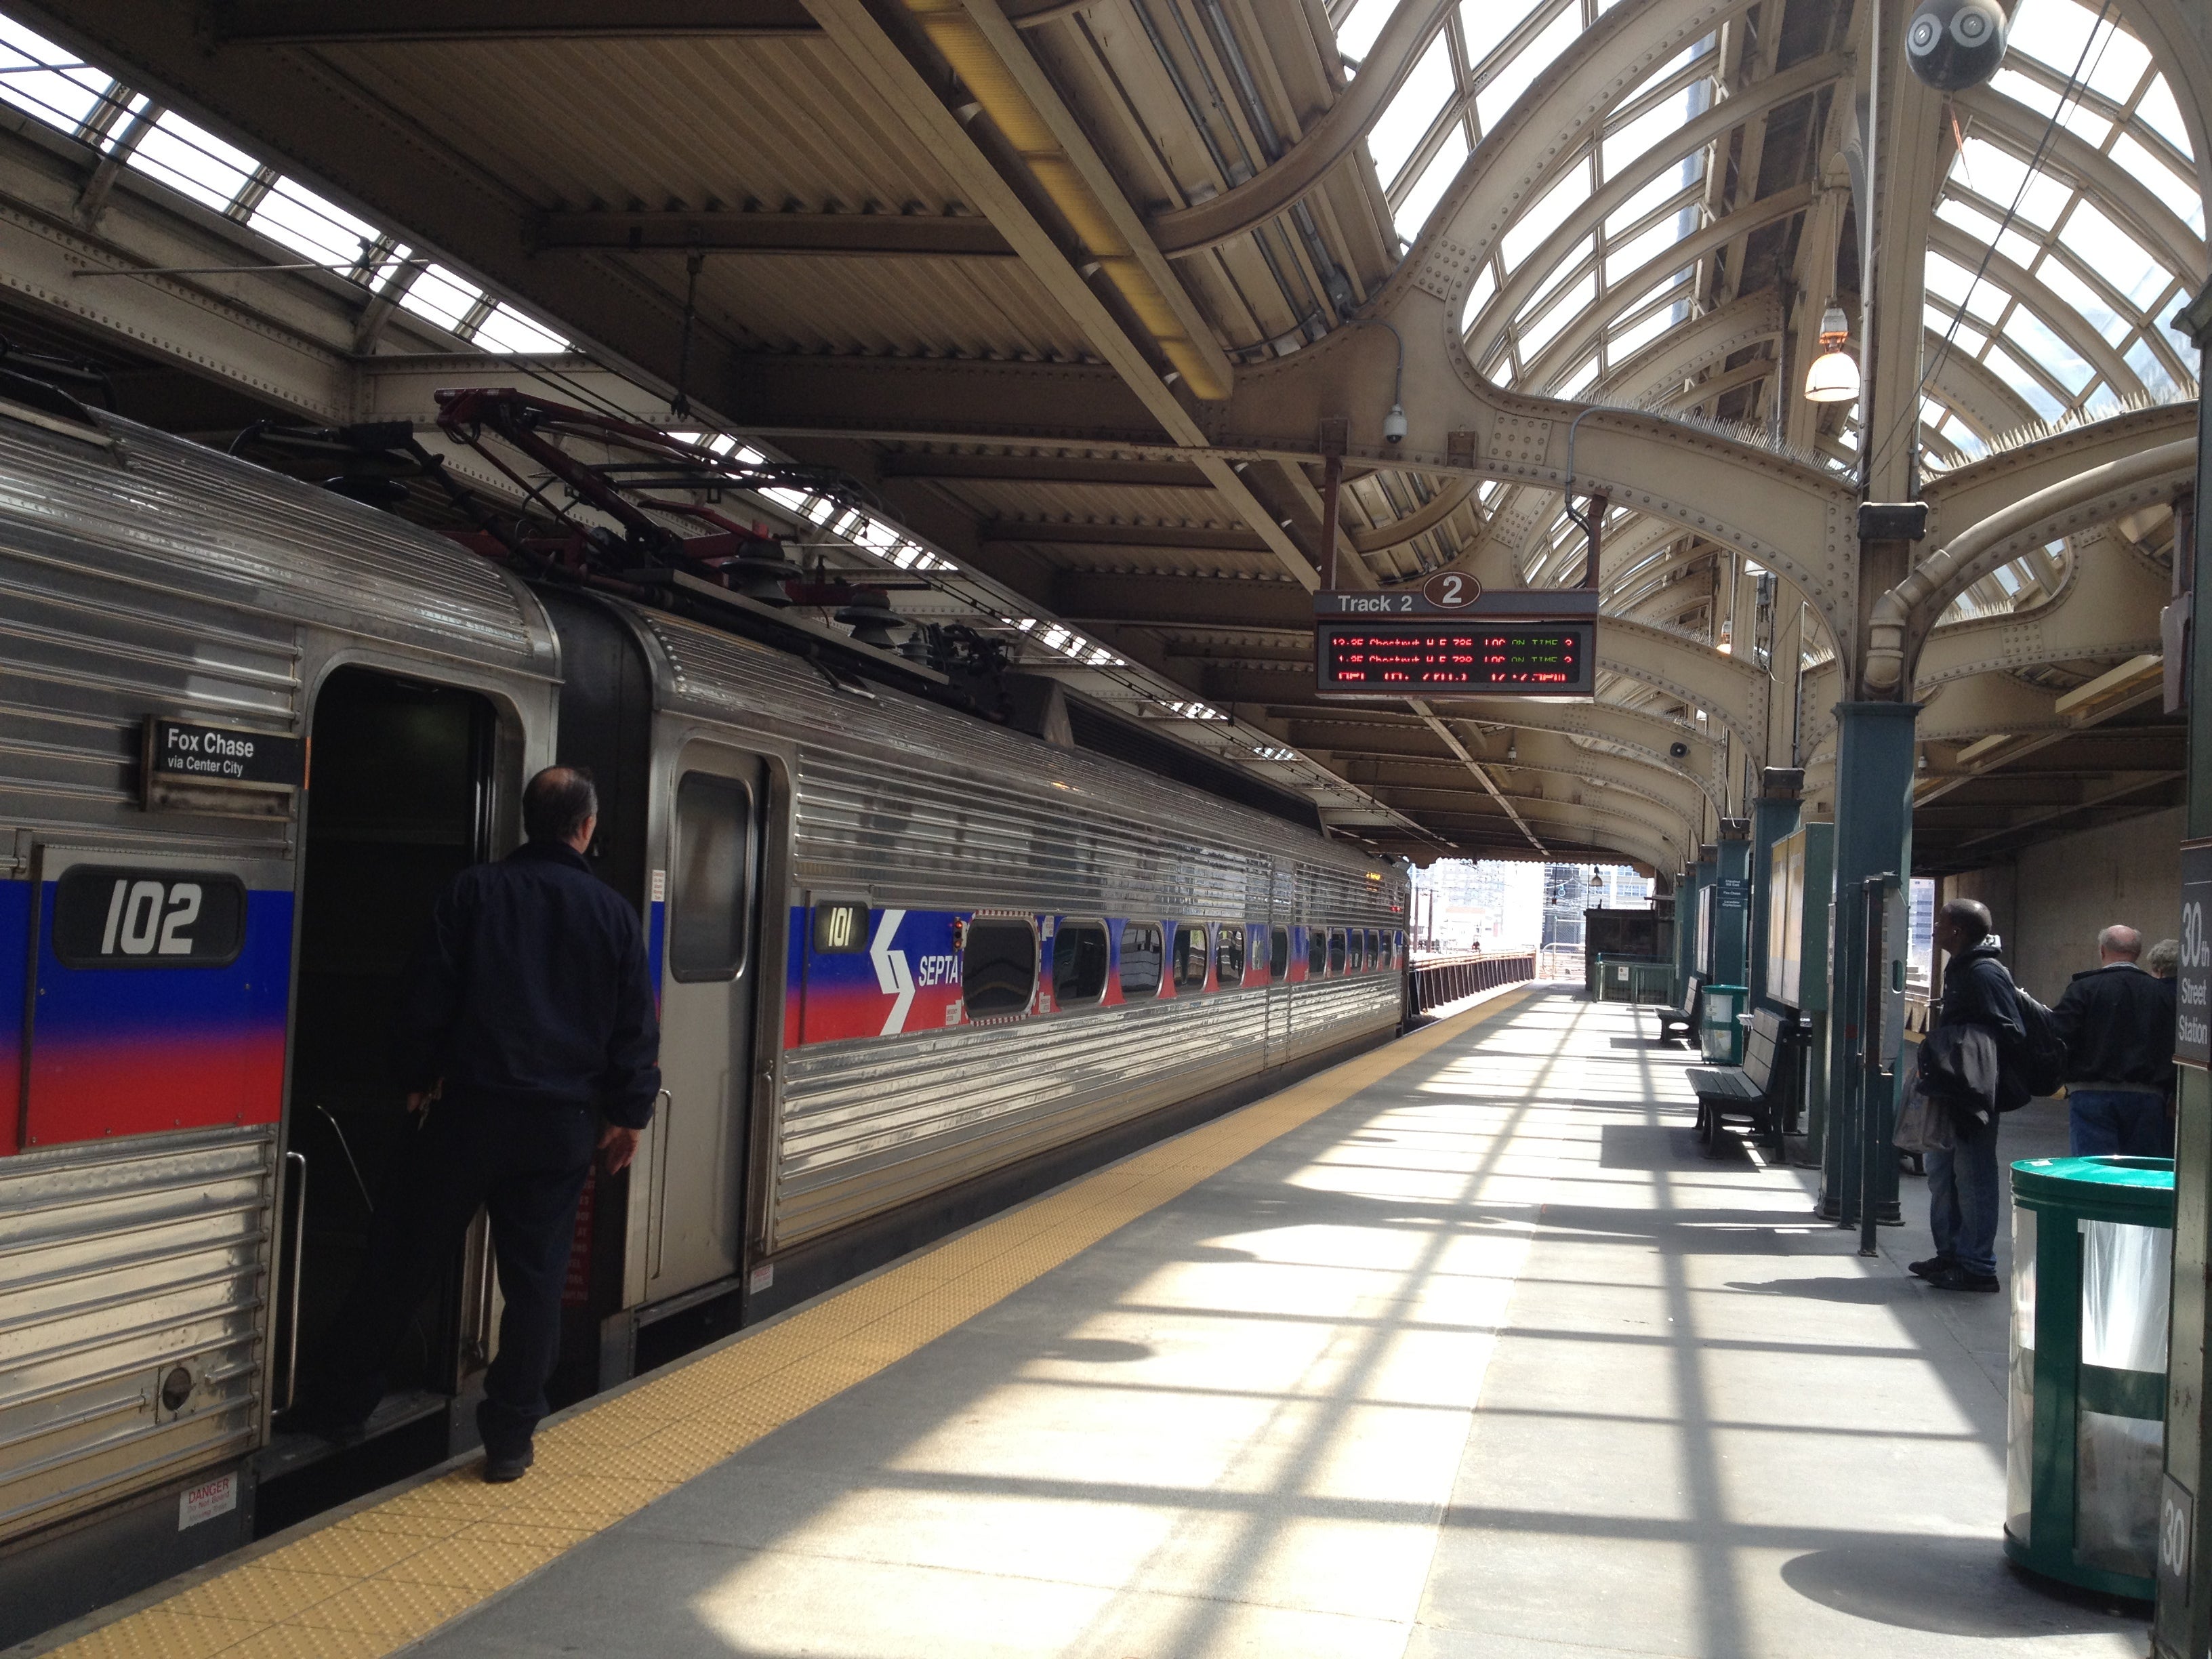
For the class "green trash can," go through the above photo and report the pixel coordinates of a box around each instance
[2005,1155,2175,1599]
[1699,983,1746,1063]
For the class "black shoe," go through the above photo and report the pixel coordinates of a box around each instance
[272,1401,371,1446]
[1927,1265,2001,1293]
[1908,1256,1955,1281]
[483,1443,535,1483]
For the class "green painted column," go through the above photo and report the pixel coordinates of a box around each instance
[2152,280,2212,1659]
[1820,701,1917,1229]
[1748,771,1804,1012]
[1712,827,1752,992]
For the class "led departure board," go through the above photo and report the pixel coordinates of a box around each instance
[1315,619,1593,697]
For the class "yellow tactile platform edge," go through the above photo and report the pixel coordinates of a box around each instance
[49,988,1531,1659]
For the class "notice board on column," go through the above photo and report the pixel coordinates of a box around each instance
[2177,837,2212,1068]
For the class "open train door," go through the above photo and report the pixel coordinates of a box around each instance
[638,743,767,1308]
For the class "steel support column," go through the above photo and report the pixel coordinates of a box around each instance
[2153,279,2212,1659]
[1713,827,1752,994]
[1819,701,1917,1227]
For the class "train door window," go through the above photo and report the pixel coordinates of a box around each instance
[1171,923,1208,991]
[1394,930,1406,967]
[1053,920,1111,1006]
[1328,928,1347,974]
[1215,924,1245,988]
[1307,927,1326,977]
[669,772,754,981]
[1270,926,1291,979]
[1120,922,1163,999]
[963,918,1037,1017]
[1365,929,1380,970]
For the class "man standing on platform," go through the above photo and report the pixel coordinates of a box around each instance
[2051,924,2176,1158]
[1913,899,2025,1294]
[287,766,660,1482]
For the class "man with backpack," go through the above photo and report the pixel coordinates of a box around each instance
[2051,924,2177,1157]
[1913,899,2028,1294]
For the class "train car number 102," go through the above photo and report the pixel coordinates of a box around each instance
[51,866,249,968]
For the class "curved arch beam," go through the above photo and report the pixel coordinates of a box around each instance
[1924,331,2041,440]
[1917,672,2064,745]
[1466,725,1706,836]
[1516,184,1813,394]
[1912,529,2169,690]
[1217,0,1858,660]
[1922,404,2195,550]
[1351,473,1479,554]
[1467,58,1839,369]
[1601,292,1784,403]
[1598,615,1769,758]
[1431,696,1726,809]
[1147,0,1460,255]
[1926,222,2144,400]
[2112,0,2212,188]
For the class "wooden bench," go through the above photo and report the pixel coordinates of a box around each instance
[1688,1006,1790,1151]
[1653,974,1701,1044]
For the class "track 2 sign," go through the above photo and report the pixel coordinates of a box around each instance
[1421,572,1480,609]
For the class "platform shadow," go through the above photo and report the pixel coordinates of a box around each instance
[1724,1275,1910,1304]
[1780,1536,2139,1634]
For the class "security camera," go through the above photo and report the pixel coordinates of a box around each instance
[1382,404,1408,445]
[1668,741,1690,759]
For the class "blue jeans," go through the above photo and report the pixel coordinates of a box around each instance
[2070,1089,2173,1158]
[1925,1121,2001,1277]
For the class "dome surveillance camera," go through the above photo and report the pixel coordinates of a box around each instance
[1668,741,1690,759]
[1382,404,1408,445]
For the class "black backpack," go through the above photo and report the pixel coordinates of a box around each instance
[2006,985,2067,1103]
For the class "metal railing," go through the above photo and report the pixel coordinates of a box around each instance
[1409,951,1537,1013]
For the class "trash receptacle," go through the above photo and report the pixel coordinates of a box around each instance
[2005,1155,2174,1600]
[1699,983,1746,1063]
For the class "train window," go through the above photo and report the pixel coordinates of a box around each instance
[1215,924,1245,987]
[1269,926,1290,979]
[1307,927,1326,976]
[1120,922,1163,999]
[669,772,754,981]
[962,917,1037,1017]
[1328,928,1347,974]
[1394,930,1406,968]
[1171,923,1208,991]
[1366,928,1380,970]
[813,900,869,954]
[1052,920,1110,1006]
[52,867,247,967]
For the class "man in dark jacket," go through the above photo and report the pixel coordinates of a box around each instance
[290,766,660,1480]
[1914,899,2024,1294]
[2051,924,2176,1157]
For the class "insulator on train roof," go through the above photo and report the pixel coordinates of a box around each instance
[834,590,909,651]
[729,543,802,604]
[1904,0,2006,91]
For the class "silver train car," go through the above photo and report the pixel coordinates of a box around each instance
[0,401,1410,1638]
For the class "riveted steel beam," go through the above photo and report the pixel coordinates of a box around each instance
[211,0,822,39]
[533,211,1013,257]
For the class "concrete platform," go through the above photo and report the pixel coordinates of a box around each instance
[32,987,2149,1658]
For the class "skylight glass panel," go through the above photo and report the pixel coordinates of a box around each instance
[1605,169,1694,238]
[1601,79,1702,180]
[1475,1,1578,132]
[2009,0,2146,104]
[1367,33,1453,184]
[2003,308,2092,394]
[2108,132,2195,212]
[1518,271,1593,359]
[2123,335,2178,394]
[1501,156,1591,270]
[398,262,481,333]
[247,176,378,272]
[1459,0,1544,68]
[2133,77,2193,159]
[1605,216,1685,286]
[1955,138,2072,228]
[1988,66,2062,121]
[472,303,569,353]
[2056,98,2111,148]
[0,16,108,132]
[1984,343,2064,419]
[129,112,258,213]
[1924,251,2004,320]
[1459,260,1498,331]
[2060,201,2165,305]
[1609,302,1671,360]
[1334,0,1391,66]
[1395,129,1467,238]
[1935,196,2005,243]
[2034,256,2127,346]
[1556,353,1601,398]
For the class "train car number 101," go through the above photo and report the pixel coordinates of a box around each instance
[51,866,248,968]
